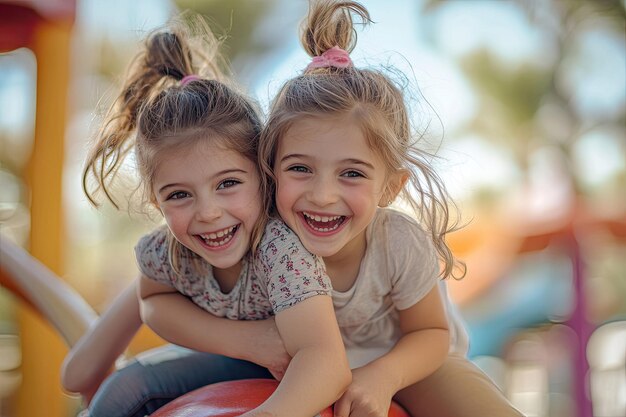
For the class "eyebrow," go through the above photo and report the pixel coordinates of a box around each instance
[157,168,249,194]
[280,154,375,170]
[344,158,376,170]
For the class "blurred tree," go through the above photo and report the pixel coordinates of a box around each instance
[174,0,277,63]
[422,4,625,417]
[423,0,625,195]
[89,0,277,94]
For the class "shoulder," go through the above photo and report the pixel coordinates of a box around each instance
[263,217,299,240]
[254,217,320,270]
[134,225,172,280]
[257,219,331,313]
[371,209,439,305]
[370,208,437,275]
[135,225,204,280]
[135,225,169,260]
[373,208,431,246]
[258,217,302,250]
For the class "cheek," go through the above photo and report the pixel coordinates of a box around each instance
[246,198,263,224]
[237,191,255,207]
[273,186,292,217]
[345,185,381,210]
[275,183,294,210]
[275,174,295,195]
[234,189,263,224]
[161,208,185,234]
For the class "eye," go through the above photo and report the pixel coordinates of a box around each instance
[166,191,190,200]
[341,170,365,178]
[217,179,241,189]
[287,165,311,173]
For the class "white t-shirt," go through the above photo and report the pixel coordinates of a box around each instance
[332,208,469,368]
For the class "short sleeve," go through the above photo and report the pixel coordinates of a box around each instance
[135,226,177,287]
[135,226,213,296]
[257,219,332,313]
[386,212,439,310]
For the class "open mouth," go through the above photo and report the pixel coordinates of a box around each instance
[301,212,347,233]
[198,225,239,247]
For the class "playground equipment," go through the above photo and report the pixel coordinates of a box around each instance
[151,379,409,417]
[0,237,409,417]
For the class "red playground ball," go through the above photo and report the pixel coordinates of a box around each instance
[151,379,410,417]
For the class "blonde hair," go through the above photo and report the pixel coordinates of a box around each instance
[83,15,266,272]
[259,0,465,279]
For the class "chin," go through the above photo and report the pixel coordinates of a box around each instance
[210,257,239,270]
[302,242,339,258]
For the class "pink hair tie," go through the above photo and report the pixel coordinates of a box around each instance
[306,46,353,71]
[181,74,201,85]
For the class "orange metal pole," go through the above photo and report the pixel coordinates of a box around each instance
[18,17,75,417]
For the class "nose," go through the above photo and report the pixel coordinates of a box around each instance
[307,174,339,207]
[194,198,222,223]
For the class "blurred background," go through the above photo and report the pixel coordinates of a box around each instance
[0,0,624,416]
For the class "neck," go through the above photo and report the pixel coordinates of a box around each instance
[323,231,367,292]
[213,261,243,294]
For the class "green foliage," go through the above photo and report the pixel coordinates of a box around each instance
[174,0,278,63]
[421,0,625,193]
[461,49,550,135]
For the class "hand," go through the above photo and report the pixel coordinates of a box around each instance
[245,318,291,380]
[333,366,395,417]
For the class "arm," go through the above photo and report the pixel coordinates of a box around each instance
[138,275,291,375]
[334,285,449,417]
[242,295,351,417]
[61,280,142,400]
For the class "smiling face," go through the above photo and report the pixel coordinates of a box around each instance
[274,115,390,264]
[153,139,262,274]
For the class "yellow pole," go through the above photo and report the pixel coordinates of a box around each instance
[18,18,74,417]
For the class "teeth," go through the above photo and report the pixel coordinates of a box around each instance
[309,223,340,232]
[303,212,342,223]
[206,235,233,247]
[200,225,237,246]
[302,212,344,232]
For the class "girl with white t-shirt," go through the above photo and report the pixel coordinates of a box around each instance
[256,1,525,416]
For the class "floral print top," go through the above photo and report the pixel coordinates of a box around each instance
[135,218,331,320]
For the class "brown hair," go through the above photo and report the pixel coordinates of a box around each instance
[82,15,266,272]
[259,0,465,279]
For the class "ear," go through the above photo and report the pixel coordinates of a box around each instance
[378,169,409,207]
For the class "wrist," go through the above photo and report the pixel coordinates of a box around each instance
[361,359,403,394]
[228,320,262,362]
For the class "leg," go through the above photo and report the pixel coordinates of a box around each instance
[393,354,525,417]
[88,345,272,417]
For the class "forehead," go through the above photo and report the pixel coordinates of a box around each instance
[279,115,377,161]
[154,139,256,179]
[284,114,351,136]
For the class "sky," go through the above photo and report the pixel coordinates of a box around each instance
[1,0,624,202]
